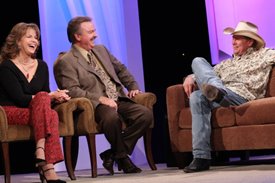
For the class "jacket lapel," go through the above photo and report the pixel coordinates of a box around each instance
[72,47,97,74]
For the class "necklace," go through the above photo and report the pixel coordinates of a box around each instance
[15,59,36,79]
[19,63,30,79]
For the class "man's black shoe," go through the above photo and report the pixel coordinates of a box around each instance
[201,84,230,107]
[116,156,142,173]
[183,158,210,173]
[100,149,114,175]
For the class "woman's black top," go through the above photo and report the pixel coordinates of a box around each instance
[0,59,50,108]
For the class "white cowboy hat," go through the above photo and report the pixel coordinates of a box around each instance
[223,21,265,49]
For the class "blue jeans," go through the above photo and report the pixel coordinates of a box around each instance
[189,57,248,159]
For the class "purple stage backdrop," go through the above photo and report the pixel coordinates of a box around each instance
[205,0,275,64]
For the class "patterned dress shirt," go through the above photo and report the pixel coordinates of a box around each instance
[214,47,275,101]
[87,52,118,101]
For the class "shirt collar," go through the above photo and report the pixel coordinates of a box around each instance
[233,47,255,60]
[73,45,91,63]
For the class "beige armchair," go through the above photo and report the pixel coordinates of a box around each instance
[53,51,157,178]
[67,92,157,178]
[0,99,83,183]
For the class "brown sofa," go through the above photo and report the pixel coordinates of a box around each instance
[166,66,275,168]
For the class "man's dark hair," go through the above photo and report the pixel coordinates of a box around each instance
[67,16,92,43]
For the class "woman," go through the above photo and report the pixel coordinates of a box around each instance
[0,22,70,183]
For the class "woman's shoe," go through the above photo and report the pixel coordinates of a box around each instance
[39,167,66,183]
[38,166,45,183]
[35,147,46,167]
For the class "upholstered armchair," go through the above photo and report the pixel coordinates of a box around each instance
[67,92,157,178]
[0,99,82,183]
[53,51,157,178]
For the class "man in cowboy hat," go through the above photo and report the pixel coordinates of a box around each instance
[182,20,275,173]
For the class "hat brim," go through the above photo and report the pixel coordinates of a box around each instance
[223,27,265,49]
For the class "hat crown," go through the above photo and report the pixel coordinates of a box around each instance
[223,20,265,49]
[235,21,258,34]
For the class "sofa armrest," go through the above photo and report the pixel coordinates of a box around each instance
[0,106,8,141]
[166,84,190,121]
[166,84,190,149]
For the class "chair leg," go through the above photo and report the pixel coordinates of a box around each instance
[71,136,79,170]
[143,129,157,170]
[63,136,76,180]
[1,142,10,183]
[86,133,97,178]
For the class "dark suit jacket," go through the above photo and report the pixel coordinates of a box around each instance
[54,45,139,107]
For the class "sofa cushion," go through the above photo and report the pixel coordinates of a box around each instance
[235,97,275,126]
[179,106,236,129]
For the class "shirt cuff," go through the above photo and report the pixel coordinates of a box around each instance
[190,74,196,81]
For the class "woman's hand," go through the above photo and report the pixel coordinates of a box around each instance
[49,89,71,103]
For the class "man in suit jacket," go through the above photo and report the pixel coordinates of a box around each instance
[54,16,153,175]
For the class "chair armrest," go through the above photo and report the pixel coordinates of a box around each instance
[53,99,78,136]
[70,97,98,135]
[0,106,8,140]
[132,92,157,128]
[66,94,157,135]
[132,92,157,109]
